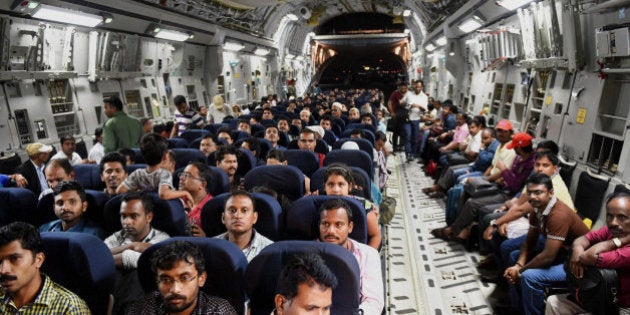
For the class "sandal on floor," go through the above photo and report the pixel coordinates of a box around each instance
[430,228,452,241]
[428,191,445,199]
[422,187,434,194]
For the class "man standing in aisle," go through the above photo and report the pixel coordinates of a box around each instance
[102,96,144,153]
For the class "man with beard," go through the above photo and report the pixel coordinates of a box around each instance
[100,152,128,196]
[546,192,630,314]
[127,241,236,315]
[318,198,383,314]
[215,145,240,191]
[0,222,90,314]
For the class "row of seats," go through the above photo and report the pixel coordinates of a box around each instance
[40,233,361,315]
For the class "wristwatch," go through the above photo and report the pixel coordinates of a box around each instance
[490,219,498,228]
[612,237,622,248]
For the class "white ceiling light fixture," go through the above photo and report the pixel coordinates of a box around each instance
[435,36,447,46]
[254,48,270,56]
[458,16,483,33]
[496,0,535,11]
[403,9,411,17]
[285,54,295,60]
[30,3,105,27]
[425,43,436,52]
[286,13,299,21]
[224,42,245,51]
[154,28,192,42]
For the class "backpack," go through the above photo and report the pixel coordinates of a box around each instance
[379,195,397,225]
[564,259,619,315]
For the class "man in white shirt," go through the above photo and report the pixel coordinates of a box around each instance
[88,127,104,164]
[401,80,428,162]
[52,135,93,165]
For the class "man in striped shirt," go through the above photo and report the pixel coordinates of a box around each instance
[171,95,205,138]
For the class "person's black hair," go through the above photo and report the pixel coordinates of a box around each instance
[239,119,250,126]
[266,149,287,162]
[117,148,136,164]
[164,121,175,134]
[536,140,559,155]
[59,134,75,144]
[173,95,186,106]
[525,173,553,191]
[100,152,127,174]
[535,152,559,166]
[53,180,86,202]
[226,190,257,212]
[472,115,486,128]
[320,114,332,122]
[242,137,261,157]
[350,129,363,137]
[122,191,154,214]
[47,158,74,177]
[217,126,233,137]
[188,161,212,186]
[103,96,123,111]
[483,127,496,138]
[275,252,338,300]
[139,133,168,166]
[323,163,355,187]
[375,131,387,142]
[519,143,535,154]
[166,150,176,164]
[214,145,240,163]
[300,128,316,137]
[140,118,151,126]
[605,191,630,208]
[319,198,353,221]
[93,127,103,145]
[415,79,424,86]
[151,240,205,274]
[0,222,42,255]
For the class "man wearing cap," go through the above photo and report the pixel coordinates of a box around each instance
[102,96,144,153]
[18,142,53,196]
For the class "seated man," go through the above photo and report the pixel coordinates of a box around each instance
[546,191,630,314]
[40,158,75,199]
[0,222,90,313]
[298,128,325,167]
[178,162,213,237]
[503,173,588,315]
[214,191,273,262]
[40,181,106,239]
[100,152,128,196]
[318,198,383,314]
[127,241,237,314]
[51,135,94,165]
[199,134,219,159]
[274,253,338,315]
[264,125,286,150]
[105,191,170,313]
[215,145,240,191]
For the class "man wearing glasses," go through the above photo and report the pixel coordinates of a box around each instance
[178,162,213,237]
[127,241,237,314]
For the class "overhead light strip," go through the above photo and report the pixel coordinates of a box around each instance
[224,42,245,51]
[32,4,104,27]
[154,29,191,42]
[497,0,534,11]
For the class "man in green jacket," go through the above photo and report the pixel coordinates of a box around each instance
[102,96,144,153]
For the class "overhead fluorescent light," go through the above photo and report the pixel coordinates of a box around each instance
[425,43,436,52]
[32,4,104,27]
[224,42,245,51]
[403,10,411,17]
[497,0,534,11]
[285,54,295,60]
[295,56,305,61]
[458,17,483,33]
[286,13,299,21]
[435,36,447,46]
[254,48,270,56]
[404,29,411,34]
[155,29,191,42]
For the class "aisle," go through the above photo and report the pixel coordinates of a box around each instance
[384,154,497,315]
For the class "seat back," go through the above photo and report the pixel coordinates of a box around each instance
[284,195,367,244]
[325,149,373,178]
[73,164,103,190]
[310,166,372,201]
[179,129,210,144]
[332,138,374,161]
[188,137,203,149]
[200,192,283,240]
[322,130,337,146]
[344,122,376,134]
[246,241,361,315]
[574,169,610,226]
[243,165,305,201]
[208,166,231,196]
[103,192,188,236]
[558,155,577,189]
[167,137,189,149]
[287,139,328,155]
[137,237,248,314]
[75,138,88,159]
[0,152,21,174]
[342,128,375,145]
[250,123,265,135]
[36,193,59,227]
[125,163,148,175]
[171,148,207,170]
[0,188,38,226]
[204,123,226,134]
[236,148,257,177]
[131,148,145,164]
[283,150,320,177]
[84,189,110,228]
[41,232,116,315]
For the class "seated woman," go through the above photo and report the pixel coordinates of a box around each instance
[316,163,382,250]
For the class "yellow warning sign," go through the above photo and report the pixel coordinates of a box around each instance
[545,96,553,106]
[576,108,587,124]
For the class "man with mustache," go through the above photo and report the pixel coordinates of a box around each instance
[215,145,240,191]
[503,173,588,315]
[127,241,237,315]
[100,152,128,196]
[0,222,90,314]
[546,192,630,314]
[318,198,383,314]
[104,191,170,313]
[215,191,272,262]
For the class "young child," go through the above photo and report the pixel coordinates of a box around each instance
[116,133,192,201]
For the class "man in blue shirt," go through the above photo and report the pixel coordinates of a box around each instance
[40,181,106,239]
